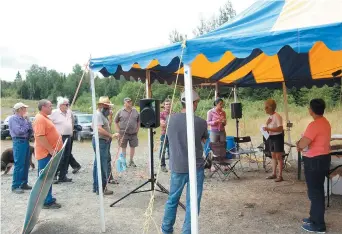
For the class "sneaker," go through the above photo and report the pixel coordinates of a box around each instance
[43,202,62,209]
[12,188,24,194]
[129,161,137,167]
[58,177,72,183]
[301,223,326,233]
[21,184,32,190]
[161,166,168,173]
[303,218,313,225]
[53,176,59,184]
[72,166,81,174]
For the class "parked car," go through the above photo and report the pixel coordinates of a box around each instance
[73,114,93,141]
[1,116,11,140]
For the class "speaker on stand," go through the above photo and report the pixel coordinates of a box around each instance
[110,98,185,210]
[231,102,242,151]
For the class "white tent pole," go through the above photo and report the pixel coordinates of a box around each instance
[282,82,293,158]
[184,64,199,234]
[233,86,237,102]
[90,70,106,232]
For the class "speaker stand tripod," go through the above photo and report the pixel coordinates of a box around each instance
[109,128,185,210]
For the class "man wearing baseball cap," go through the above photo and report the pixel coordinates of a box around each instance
[161,90,208,234]
[8,102,33,194]
[114,97,140,167]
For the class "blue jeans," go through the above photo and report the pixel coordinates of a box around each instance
[159,135,169,167]
[12,138,31,190]
[38,155,55,205]
[92,138,110,192]
[162,168,205,234]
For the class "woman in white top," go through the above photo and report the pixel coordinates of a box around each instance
[263,99,284,182]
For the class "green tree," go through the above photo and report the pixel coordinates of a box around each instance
[193,0,236,36]
[168,29,186,44]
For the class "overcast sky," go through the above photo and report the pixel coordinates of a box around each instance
[0,0,256,81]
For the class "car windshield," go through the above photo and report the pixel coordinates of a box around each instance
[77,115,92,124]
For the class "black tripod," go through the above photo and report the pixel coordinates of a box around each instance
[109,128,185,210]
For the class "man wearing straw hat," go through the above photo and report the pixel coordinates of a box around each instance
[8,102,33,194]
[92,96,116,195]
[33,99,63,209]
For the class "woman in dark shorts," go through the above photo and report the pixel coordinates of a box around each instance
[263,99,284,182]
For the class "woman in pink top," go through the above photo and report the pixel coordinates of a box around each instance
[263,99,285,182]
[297,99,331,233]
[207,98,227,143]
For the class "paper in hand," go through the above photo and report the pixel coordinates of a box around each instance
[260,125,269,140]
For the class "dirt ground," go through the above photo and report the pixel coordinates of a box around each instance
[1,138,342,234]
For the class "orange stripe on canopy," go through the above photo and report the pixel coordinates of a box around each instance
[219,53,284,84]
[176,52,235,79]
[309,42,342,79]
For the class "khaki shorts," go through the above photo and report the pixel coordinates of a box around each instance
[119,133,138,148]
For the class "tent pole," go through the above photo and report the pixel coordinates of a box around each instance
[215,82,219,99]
[90,70,106,232]
[184,64,199,234]
[282,82,293,159]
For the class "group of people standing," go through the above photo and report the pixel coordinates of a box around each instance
[6,90,332,233]
[8,98,81,209]
[160,94,332,233]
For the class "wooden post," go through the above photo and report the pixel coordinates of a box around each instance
[146,70,152,98]
[215,82,219,99]
[282,82,293,159]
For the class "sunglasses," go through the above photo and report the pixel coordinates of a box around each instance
[63,104,69,107]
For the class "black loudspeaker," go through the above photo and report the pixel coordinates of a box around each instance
[231,102,242,119]
[140,99,160,128]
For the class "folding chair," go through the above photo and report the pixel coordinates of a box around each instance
[208,141,240,181]
[260,136,293,172]
[229,136,260,170]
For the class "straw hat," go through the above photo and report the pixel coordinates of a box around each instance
[97,96,113,106]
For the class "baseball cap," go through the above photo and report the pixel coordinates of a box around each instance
[180,90,200,103]
[13,102,28,110]
[124,97,132,102]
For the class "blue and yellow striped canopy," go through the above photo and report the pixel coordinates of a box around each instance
[90,0,342,88]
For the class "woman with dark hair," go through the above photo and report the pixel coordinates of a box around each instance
[207,98,227,143]
[297,99,331,233]
[263,99,284,182]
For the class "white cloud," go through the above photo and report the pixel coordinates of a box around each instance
[0,0,255,81]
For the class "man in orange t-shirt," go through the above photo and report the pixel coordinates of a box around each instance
[33,99,63,209]
[297,99,331,233]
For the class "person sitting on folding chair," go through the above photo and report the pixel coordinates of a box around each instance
[263,99,284,182]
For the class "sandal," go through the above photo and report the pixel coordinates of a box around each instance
[275,177,284,182]
[266,175,277,180]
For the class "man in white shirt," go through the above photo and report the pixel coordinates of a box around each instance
[50,97,75,183]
